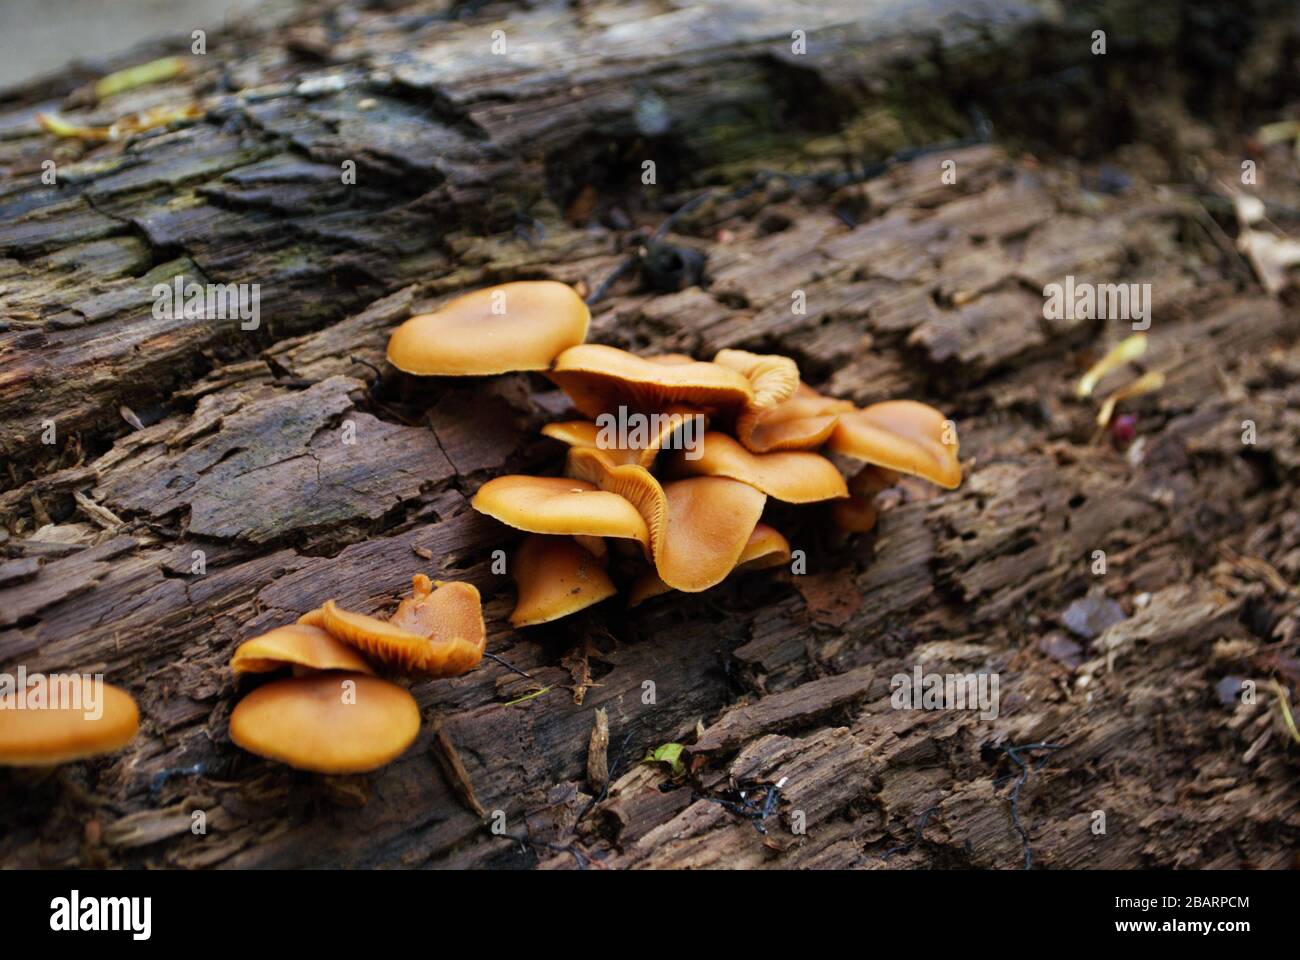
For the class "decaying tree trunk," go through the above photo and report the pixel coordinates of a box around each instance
[1,0,1299,868]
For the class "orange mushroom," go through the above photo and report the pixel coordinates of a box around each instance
[510,535,617,626]
[734,384,854,453]
[713,349,800,410]
[387,280,590,376]
[231,623,376,675]
[830,465,901,533]
[548,344,752,418]
[471,475,650,549]
[228,673,419,774]
[301,576,486,677]
[0,678,139,766]
[663,431,847,502]
[541,405,706,469]
[566,447,765,592]
[629,523,791,605]
[826,400,961,489]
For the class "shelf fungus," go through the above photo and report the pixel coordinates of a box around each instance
[0,679,139,766]
[386,280,590,376]
[827,400,962,489]
[228,673,420,774]
[471,475,650,548]
[663,431,847,503]
[629,522,791,606]
[301,576,487,678]
[549,344,753,418]
[510,534,617,626]
[231,623,376,676]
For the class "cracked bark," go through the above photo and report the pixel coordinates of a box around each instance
[2,0,1299,869]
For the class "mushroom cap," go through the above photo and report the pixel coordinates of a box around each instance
[541,406,706,469]
[629,522,790,606]
[566,448,764,592]
[657,477,766,592]
[735,384,853,453]
[664,431,847,503]
[472,475,649,547]
[510,535,617,626]
[830,495,880,533]
[228,673,419,774]
[0,679,139,766]
[386,280,589,376]
[736,523,793,571]
[827,400,961,488]
[713,349,800,410]
[301,577,486,678]
[231,623,376,675]
[548,344,753,418]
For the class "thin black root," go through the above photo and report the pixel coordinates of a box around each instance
[1004,742,1066,870]
[696,779,785,835]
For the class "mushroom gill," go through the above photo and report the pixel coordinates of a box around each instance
[301,576,486,678]
[548,344,753,418]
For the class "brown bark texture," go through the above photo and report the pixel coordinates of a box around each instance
[1,0,1298,869]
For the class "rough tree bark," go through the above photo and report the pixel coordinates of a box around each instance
[1,0,1298,869]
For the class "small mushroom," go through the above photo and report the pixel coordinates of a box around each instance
[510,535,617,626]
[712,349,800,409]
[301,576,486,677]
[231,623,376,675]
[567,447,765,592]
[386,280,590,376]
[228,673,419,774]
[830,465,900,533]
[548,344,753,418]
[826,400,961,489]
[0,679,139,766]
[541,404,706,468]
[734,384,854,453]
[663,431,848,502]
[472,475,650,548]
[629,522,791,606]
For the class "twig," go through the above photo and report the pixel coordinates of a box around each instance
[482,650,534,681]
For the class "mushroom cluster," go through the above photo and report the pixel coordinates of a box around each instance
[228,575,485,773]
[386,280,962,626]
